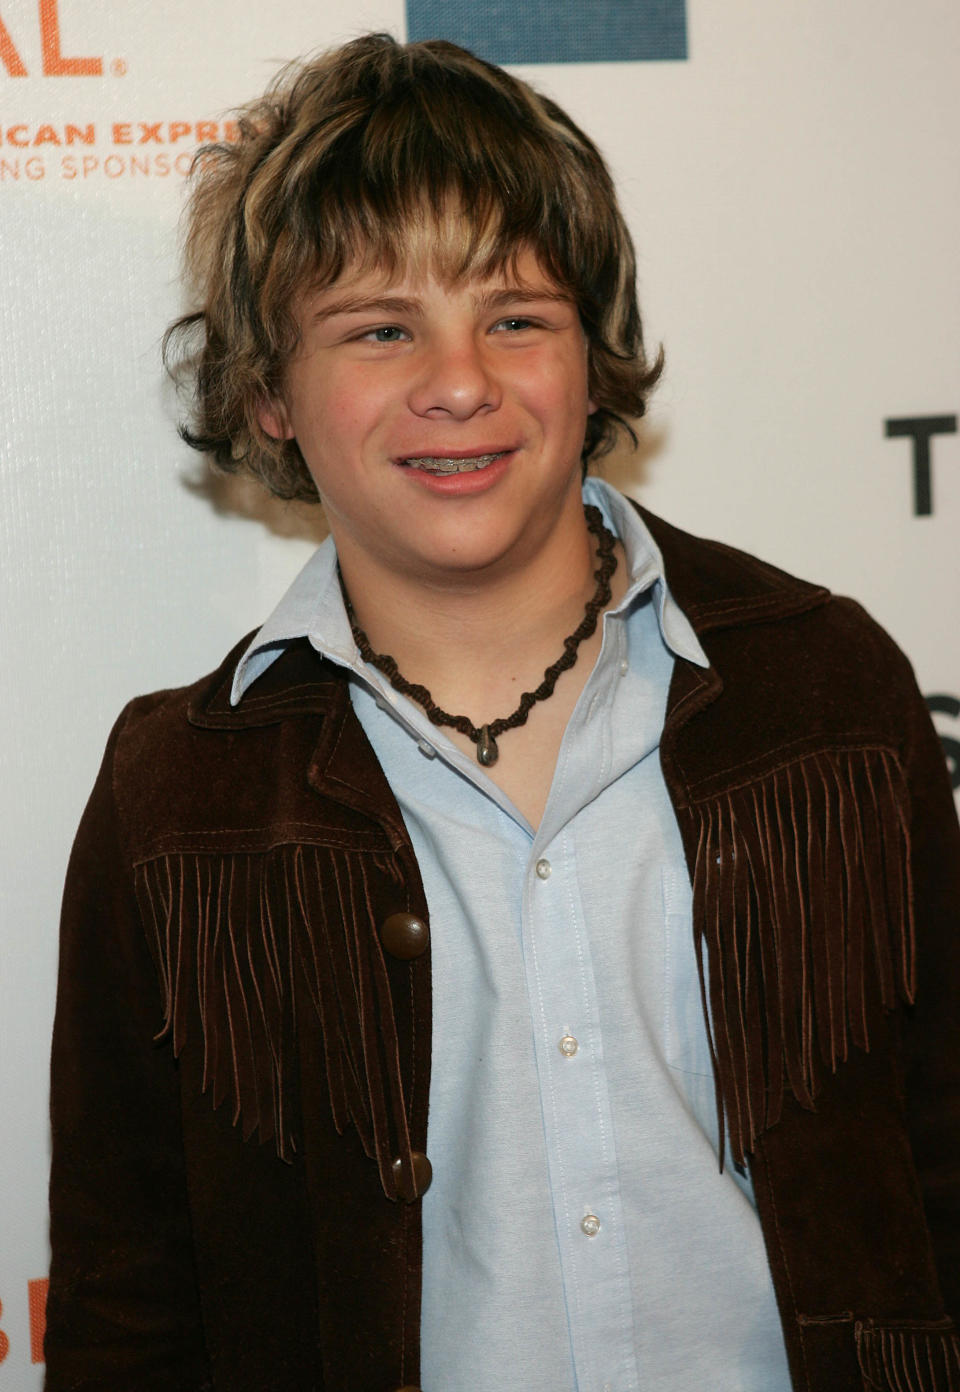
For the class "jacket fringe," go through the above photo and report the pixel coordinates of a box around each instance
[856,1321,960,1391]
[690,746,916,1166]
[135,844,413,1199]
[134,746,915,1190]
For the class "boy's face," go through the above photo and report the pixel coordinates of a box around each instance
[259,246,594,590]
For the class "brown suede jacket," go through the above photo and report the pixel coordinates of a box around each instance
[46,507,960,1392]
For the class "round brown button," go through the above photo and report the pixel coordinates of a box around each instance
[380,911,429,960]
[392,1150,433,1202]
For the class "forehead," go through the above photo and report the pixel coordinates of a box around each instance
[304,244,570,310]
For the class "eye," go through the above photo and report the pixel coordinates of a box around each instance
[362,325,409,343]
[493,316,535,333]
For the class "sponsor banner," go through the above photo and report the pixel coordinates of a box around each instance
[0,118,237,184]
[0,2,238,189]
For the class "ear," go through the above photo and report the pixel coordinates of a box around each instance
[257,396,295,441]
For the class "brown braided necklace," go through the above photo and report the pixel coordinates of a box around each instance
[342,504,618,767]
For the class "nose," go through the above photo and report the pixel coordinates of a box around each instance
[407,335,501,419]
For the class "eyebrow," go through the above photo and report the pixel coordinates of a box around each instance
[309,285,574,324]
[309,295,421,323]
[473,287,574,312]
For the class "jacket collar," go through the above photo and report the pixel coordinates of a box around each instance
[637,504,829,634]
[188,635,413,848]
[188,632,342,729]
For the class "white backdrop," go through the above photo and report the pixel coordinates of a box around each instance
[1,0,958,1382]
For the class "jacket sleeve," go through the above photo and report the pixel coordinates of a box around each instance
[45,710,212,1390]
[898,658,960,1323]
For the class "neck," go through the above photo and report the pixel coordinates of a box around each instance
[336,500,613,721]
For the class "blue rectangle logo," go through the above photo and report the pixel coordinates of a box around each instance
[405,0,687,65]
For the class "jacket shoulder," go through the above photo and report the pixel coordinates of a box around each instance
[99,633,357,862]
[637,503,913,667]
[112,630,257,742]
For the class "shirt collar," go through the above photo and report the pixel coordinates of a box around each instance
[583,479,708,670]
[231,478,708,706]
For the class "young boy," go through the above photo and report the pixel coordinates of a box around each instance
[46,33,960,1392]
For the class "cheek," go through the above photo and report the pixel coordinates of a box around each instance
[301,364,395,440]
[291,392,388,494]
[528,356,592,432]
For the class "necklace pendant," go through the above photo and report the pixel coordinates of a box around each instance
[476,725,499,767]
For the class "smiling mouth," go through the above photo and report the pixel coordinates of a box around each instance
[401,451,508,475]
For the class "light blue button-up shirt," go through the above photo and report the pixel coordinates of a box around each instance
[233,480,794,1392]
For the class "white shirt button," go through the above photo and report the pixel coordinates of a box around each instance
[581,1213,601,1237]
[535,858,552,880]
[619,658,629,676]
[418,741,436,759]
[558,1034,579,1057]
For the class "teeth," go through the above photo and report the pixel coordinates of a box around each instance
[404,452,503,474]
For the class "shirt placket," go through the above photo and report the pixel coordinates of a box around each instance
[523,739,640,1390]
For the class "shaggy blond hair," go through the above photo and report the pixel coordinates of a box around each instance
[166,33,662,500]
